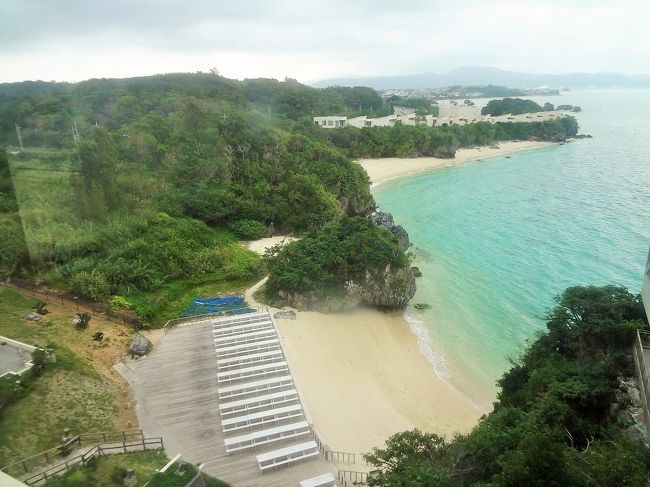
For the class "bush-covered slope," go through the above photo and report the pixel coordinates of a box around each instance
[365,285,650,486]
[264,217,414,310]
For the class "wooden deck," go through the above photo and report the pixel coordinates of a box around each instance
[121,319,339,487]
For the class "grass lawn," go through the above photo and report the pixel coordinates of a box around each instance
[131,274,258,325]
[42,450,169,487]
[40,450,231,487]
[0,287,136,467]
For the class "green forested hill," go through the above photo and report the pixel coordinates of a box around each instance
[0,74,387,319]
[0,74,577,320]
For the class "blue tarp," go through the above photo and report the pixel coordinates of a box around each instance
[182,295,253,317]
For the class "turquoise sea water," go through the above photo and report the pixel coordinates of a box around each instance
[373,90,650,409]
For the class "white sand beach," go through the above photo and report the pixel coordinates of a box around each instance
[241,143,551,459]
[273,308,484,459]
[243,277,484,461]
[359,140,553,186]
[246,235,297,255]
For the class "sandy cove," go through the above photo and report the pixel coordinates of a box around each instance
[359,140,552,186]
[246,244,485,461]
[242,142,552,460]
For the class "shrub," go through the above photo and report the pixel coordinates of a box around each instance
[227,219,267,240]
[73,312,92,330]
[69,270,110,301]
[108,295,133,310]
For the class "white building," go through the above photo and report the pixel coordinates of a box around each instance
[367,115,397,127]
[313,116,347,128]
[438,103,482,119]
[347,116,370,128]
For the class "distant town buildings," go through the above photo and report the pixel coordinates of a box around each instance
[314,106,565,129]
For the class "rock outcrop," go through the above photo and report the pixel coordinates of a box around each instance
[613,376,648,446]
[277,263,417,312]
[339,194,376,217]
[370,210,410,251]
[129,335,152,357]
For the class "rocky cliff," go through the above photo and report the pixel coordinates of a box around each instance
[276,263,416,312]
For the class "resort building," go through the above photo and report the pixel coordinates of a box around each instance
[313,116,347,128]
[437,103,482,119]
[313,107,565,130]
[347,116,370,128]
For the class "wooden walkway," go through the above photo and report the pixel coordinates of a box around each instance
[118,319,339,487]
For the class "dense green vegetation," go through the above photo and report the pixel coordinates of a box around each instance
[386,96,439,116]
[365,285,650,486]
[40,450,230,487]
[0,74,382,318]
[0,288,130,465]
[481,97,543,116]
[311,117,578,158]
[265,216,409,302]
[0,73,578,320]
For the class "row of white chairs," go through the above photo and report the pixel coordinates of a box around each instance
[214,328,278,348]
[215,338,281,360]
[217,349,285,372]
[217,375,294,402]
[211,312,270,328]
[220,389,298,417]
[212,312,320,472]
[300,473,337,487]
[213,320,274,338]
[224,420,311,453]
[222,403,304,433]
[217,360,289,385]
[257,441,320,471]
[212,316,272,333]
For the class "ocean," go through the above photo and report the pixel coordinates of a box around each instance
[373,90,650,410]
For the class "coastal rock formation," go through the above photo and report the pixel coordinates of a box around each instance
[433,144,458,159]
[277,264,417,312]
[347,264,417,308]
[339,194,375,217]
[370,210,410,251]
[613,376,648,446]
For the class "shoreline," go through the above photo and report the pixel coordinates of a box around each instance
[359,140,554,187]
[274,308,484,459]
[243,278,485,460]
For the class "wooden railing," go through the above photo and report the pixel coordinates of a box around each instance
[338,469,369,486]
[310,425,356,464]
[21,437,163,486]
[0,280,137,326]
[1,430,148,478]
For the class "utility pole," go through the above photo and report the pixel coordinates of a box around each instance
[14,124,23,150]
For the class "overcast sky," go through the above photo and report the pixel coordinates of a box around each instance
[1,0,648,83]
